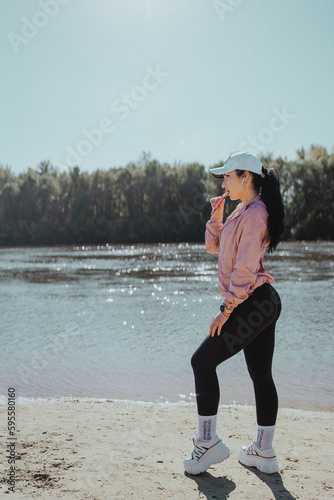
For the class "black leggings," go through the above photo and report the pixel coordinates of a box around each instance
[191,283,281,426]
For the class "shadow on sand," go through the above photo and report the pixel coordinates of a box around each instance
[240,465,296,500]
[185,471,236,499]
[185,466,296,500]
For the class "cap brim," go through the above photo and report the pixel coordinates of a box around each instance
[209,165,233,178]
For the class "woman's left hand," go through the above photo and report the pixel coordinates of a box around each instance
[209,311,230,337]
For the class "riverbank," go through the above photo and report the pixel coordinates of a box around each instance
[0,399,332,499]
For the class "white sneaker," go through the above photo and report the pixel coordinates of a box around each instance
[238,440,279,474]
[184,435,230,475]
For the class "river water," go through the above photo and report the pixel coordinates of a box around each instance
[0,241,333,411]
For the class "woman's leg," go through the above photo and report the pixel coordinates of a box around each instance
[236,288,282,473]
[243,321,278,426]
[191,284,281,417]
[238,325,280,473]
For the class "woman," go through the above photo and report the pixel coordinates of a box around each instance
[184,152,285,475]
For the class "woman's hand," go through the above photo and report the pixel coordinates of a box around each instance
[209,311,230,337]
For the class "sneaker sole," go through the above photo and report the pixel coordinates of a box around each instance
[184,441,230,475]
[238,448,279,474]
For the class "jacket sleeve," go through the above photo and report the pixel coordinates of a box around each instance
[224,207,268,307]
[205,218,223,254]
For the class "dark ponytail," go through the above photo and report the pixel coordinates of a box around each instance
[236,167,285,253]
[260,168,285,253]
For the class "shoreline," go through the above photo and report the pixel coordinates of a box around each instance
[0,399,333,499]
[1,395,332,414]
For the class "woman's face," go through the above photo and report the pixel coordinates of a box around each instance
[221,170,245,201]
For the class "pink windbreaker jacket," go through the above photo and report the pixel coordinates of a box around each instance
[205,195,274,309]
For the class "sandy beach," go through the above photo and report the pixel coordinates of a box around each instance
[0,399,332,499]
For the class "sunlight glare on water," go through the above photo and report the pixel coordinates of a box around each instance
[0,241,333,411]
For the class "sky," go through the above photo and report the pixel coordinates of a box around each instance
[1,0,333,174]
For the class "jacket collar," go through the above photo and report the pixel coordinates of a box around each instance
[224,195,263,227]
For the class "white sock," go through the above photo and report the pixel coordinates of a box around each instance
[256,424,275,450]
[197,414,217,442]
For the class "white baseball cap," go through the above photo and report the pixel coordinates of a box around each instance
[210,152,265,178]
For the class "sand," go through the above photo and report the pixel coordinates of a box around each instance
[0,399,332,499]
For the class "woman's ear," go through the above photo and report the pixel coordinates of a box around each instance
[242,171,251,184]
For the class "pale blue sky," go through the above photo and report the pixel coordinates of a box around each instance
[1,0,333,174]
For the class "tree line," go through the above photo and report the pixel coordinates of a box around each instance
[0,146,333,246]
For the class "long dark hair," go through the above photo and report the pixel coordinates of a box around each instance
[236,167,285,253]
